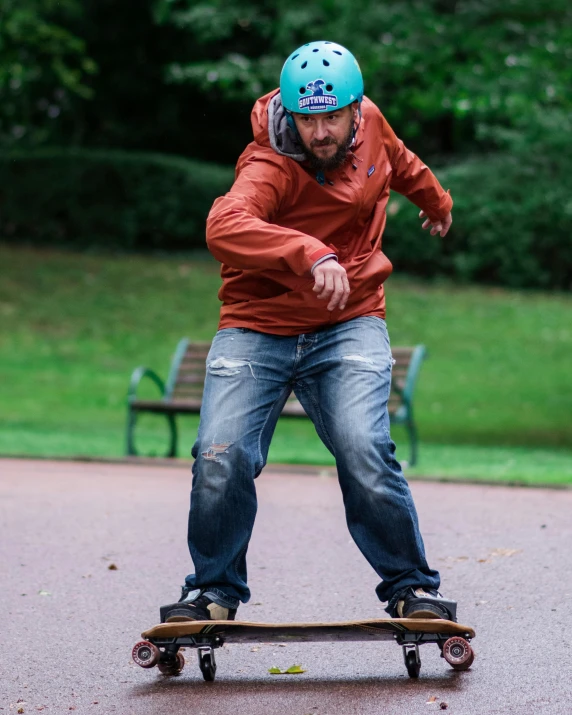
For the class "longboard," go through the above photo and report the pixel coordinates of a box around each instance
[133,618,476,680]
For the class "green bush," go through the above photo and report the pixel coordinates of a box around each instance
[0,149,234,250]
[2,144,571,291]
[384,144,572,290]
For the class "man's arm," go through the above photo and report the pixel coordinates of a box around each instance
[381,114,453,225]
[206,154,334,276]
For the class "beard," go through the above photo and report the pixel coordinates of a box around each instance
[300,123,354,172]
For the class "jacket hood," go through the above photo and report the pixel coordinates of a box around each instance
[252,90,306,162]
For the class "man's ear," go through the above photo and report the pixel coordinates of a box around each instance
[351,101,360,123]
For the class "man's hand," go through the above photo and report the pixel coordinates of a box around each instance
[419,210,452,237]
[312,259,350,311]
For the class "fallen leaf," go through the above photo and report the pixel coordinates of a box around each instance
[285,664,306,674]
[490,548,521,558]
[18,709,24,714]
[478,548,522,563]
[426,696,437,703]
[107,563,118,571]
[440,556,469,563]
[268,664,306,674]
[38,590,51,596]
[250,647,260,652]
[440,703,448,710]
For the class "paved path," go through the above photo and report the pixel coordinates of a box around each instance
[2,459,571,714]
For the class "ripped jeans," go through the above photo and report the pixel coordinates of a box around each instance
[184,317,440,612]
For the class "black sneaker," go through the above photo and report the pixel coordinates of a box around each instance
[159,587,238,623]
[394,587,457,622]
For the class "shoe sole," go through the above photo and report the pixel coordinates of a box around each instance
[165,615,199,623]
[406,605,449,619]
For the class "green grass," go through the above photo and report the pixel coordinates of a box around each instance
[1,244,571,485]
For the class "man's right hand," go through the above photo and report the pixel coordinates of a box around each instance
[312,259,350,311]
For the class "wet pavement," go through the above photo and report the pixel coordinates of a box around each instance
[2,458,571,714]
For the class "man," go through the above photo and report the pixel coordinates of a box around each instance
[160,41,457,624]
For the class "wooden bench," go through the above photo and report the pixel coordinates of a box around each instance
[126,338,427,465]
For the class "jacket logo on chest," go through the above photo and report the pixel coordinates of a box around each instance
[368,165,375,177]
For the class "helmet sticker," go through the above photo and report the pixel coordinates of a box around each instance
[298,79,338,112]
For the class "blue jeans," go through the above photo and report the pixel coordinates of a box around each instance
[185,317,440,613]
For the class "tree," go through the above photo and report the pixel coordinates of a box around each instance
[0,0,95,146]
[155,0,572,156]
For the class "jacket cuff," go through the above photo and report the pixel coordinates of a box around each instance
[311,253,338,274]
[306,245,338,274]
[426,189,453,223]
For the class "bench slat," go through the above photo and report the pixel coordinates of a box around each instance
[160,341,417,414]
[132,398,400,417]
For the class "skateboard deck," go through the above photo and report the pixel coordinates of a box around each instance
[133,618,476,680]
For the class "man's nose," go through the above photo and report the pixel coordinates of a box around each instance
[313,120,330,141]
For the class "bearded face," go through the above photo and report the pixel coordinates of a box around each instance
[292,103,358,172]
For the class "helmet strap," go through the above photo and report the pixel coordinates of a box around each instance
[352,101,362,141]
[285,110,299,135]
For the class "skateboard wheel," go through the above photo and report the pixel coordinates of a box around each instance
[442,637,474,670]
[198,651,217,682]
[404,650,421,678]
[158,651,185,676]
[132,641,161,668]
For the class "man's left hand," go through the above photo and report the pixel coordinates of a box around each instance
[419,210,452,237]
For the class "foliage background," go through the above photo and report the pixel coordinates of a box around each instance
[2,0,572,287]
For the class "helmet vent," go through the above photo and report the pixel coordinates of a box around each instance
[301,61,307,69]
[312,48,319,52]
[299,87,306,94]
[291,54,299,60]
[323,59,330,66]
[326,84,333,91]
[333,50,342,55]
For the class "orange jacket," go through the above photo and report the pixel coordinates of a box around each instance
[206,90,452,335]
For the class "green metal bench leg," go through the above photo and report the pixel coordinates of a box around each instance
[406,413,418,467]
[126,405,137,456]
[126,407,179,458]
[166,413,178,458]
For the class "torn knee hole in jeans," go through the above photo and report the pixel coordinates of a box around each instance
[202,441,234,462]
[342,354,375,366]
[207,357,256,378]
[342,354,396,366]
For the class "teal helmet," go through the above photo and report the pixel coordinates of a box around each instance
[280,41,364,114]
